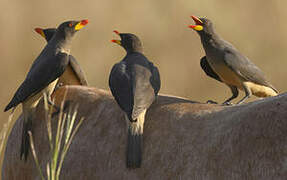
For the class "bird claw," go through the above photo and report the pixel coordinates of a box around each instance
[222,101,234,106]
[206,100,218,104]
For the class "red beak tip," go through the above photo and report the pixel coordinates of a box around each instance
[34,28,42,34]
[113,30,120,34]
[81,19,89,25]
[190,15,202,25]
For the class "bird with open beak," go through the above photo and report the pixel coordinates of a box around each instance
[34,27,89,86]
[188,15,278,104]
[109,30,161,168]
[4,19,88,161]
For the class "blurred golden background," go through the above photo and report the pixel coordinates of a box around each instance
[0,0,286,172]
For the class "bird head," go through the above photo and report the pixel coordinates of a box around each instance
[34,28,56,42]
[188,16,214,35]
[111,30,143,53]
[56,19,89,38]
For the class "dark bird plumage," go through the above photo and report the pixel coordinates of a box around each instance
[200,56,222,82]
[109,31,160,168]
[189,16,278,104]
[35,28,88,86]
[4,53,69,112]
[4,19,88,160]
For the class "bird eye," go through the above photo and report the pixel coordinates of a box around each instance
[69,23,73,27]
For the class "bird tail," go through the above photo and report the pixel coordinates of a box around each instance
[126,110,146,168]
[20,110,33,161]
[127,126,143,168]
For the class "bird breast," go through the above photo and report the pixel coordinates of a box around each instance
[206,56,243,88]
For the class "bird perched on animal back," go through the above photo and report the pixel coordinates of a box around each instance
[109,30,161,168]
[4,19,88,161]
[34,27,88,86]
[188,15,278,104]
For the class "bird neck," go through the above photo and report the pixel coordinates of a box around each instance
[126,47,143,55]
[49,33,73,55]
[200,32,223,50]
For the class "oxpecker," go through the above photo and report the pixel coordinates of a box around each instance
[109,31,161,168]
[189,16,278,104]
[34,28,88,86]
[4,19,88,160]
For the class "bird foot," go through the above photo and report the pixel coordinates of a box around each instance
[222,101,234,106]
[206,100,218,104]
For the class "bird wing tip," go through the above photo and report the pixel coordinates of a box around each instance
[4,103,13,112]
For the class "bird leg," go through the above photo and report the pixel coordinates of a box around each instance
[237,83,252,104]
[48,97,60,112]
[223,85,239,105]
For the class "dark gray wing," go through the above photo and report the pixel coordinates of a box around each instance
[223,48,278,92]
[69,55,88,86]
[4,53,69,111]
[109,62,133,117]
[130,53,157,119]
[149,62,161,95]
[200,56,222,82]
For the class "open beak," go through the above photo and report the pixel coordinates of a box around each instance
[188,15,203,31]
[111,30,121,45]
[34,28,46,38]
[75,19,89,31]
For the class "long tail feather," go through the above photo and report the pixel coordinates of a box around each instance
[127,127,143,168]
[125,110,146,168]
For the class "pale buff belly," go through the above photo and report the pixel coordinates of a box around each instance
[210,62,278,97]
[22,78,59,109]
[209,61,243,87]
[57,65,81,86]
[244,82,278,97]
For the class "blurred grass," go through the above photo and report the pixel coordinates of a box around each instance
[28,93,84,180]
[1,0,287,177]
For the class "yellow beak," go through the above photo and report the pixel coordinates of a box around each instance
[189,15,204,31]
[75,19,89,31]
[111,39,121,45]
[34,28,46,39]
[189,25,203,31]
